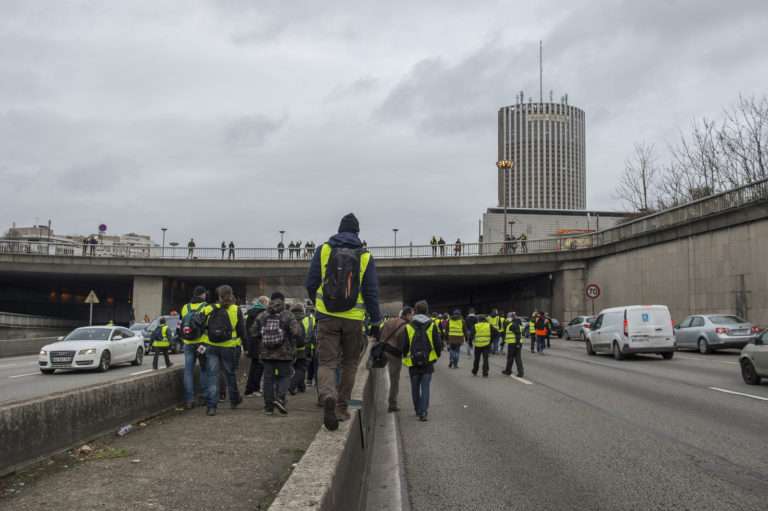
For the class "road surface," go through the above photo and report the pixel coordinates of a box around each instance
[397,338,768,510]
[0,353,183,406]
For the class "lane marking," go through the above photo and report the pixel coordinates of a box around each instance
[130,369,154,376]
[676,355,739,366]
[708,386,768,402]
[9,372,39,379]
[0,363,27,369]
[510,375,533,385]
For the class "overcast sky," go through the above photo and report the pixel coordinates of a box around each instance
[1,0,767,247]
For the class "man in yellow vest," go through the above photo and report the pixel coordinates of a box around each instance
[151,317,173,370]
[306,213,382,431]
[446,309,467,369]
[471,315,499,377]
[400,300,442,421]
[502,312,524,377]
[180,286,209,409]
[488,309,502,355]
[529,312,538,353]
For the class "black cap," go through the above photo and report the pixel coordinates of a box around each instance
[193,286,207,297]
[338,213,360,234]
[270,292,285,302]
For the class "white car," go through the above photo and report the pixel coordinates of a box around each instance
[586,305,676,360]
[39,326,144,374]
[564,316,594,341]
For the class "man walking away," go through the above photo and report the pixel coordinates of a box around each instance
[378,306,413,412]
[305,213,382,431]
[187,238,196,259]
[244,296,269,397]
[180,286,209,408]
[535,312,548,353]
[151,318,173,370]
[471,315,497,377]
[447,309,466,368]
[502,312,524,377]
[202,285,245,416]
[249,292,302,416]
[289,303,309,395]
[488,309,502,355]
[228,241,235,260]
[401,300,442,421]
[529,313,537,353]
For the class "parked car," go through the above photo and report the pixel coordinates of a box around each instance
[39,326,144,374]
[143,315,182,354]
[586,305,675,360]
[549,318,563,338]
[129,322,148,342]
[739,330,768,385]
[564,316,594,341]
[674,314,760,354]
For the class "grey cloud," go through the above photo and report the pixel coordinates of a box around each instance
[325,77,379,102]
[224,115,286,148]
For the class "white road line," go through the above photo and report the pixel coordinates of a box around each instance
[8,372,39,379]
[709,386,768,402]
[0,363,26,369]
[510,375,533,385]
[677,355,739,366]
[130,369,154,376]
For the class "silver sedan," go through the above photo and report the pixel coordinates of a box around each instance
[674,314,760,354]
[564,316,594,341]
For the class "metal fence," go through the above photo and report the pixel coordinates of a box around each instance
[1,178,766,262]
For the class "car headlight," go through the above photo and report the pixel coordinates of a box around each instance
[78,348,97,355]
[40,349,47,356]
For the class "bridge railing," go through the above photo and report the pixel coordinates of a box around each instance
[1,178,765,261]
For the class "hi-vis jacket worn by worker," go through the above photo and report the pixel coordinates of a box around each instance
[152,325,170,348]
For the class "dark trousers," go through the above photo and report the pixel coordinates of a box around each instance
[409,369,432,417]
[245,357,264,393]
[289,358,307,393]
[263,360,291,409]
[153,347,171,369]
[206,345,240,409]
[536,335,546,352]
[472,346,490,376]
[504,344,524,377]
[317,316,364,407]
[546,334,551,348]
[306,352,318,384]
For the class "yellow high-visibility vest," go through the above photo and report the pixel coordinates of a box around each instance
[448,319,465,337]
[402,323,438,367]
[153,325,170,348]
[505,322,521,344]
[202,304,241,348]
[474,322,491,347]
[315,243,371,321]
[181,302,208,344]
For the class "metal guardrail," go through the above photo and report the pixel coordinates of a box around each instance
[1,178,766,261]
[0,312,80,329]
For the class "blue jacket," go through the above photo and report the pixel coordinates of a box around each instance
[305,232,382,323]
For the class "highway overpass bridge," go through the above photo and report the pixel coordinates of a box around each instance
[1,179,767,324]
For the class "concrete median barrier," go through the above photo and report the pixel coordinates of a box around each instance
[269,343,382,511]
[0,366,184,477]
[0,336,60,358]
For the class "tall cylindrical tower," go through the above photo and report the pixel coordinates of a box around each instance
[497,95,586,210]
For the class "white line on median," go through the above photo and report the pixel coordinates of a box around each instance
[709,387,768,401]
[677,355,739,366]
[130,369,154,376]
[510,375,533,385]
[8,372,39,379]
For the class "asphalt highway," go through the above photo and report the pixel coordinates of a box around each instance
[0,352,183,406]
[397,338,768,511]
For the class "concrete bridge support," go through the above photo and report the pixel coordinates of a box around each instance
[132,276,164,322]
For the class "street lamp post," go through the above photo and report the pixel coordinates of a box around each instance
[496,160,514,244]
[392,228,399,257]
[279,230,285,244]
[161,227,167,257]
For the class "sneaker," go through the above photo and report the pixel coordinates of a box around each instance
[336,407,351,422]
[274,399,288,415]
[288,388,297,396]
[419,414,428,422]
[264,408,274,416]
[502,370,511,376]
[230,397,243,410]
[471,371,478,376]
[324,398,339,431]
[254,391,263,397]
[206,408,216,416]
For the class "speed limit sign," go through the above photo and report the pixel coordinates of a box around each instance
[585,284,601,300]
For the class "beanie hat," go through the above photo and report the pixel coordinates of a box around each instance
[193,286,207,297]
[338,213,360,234]
[270,292,285,302]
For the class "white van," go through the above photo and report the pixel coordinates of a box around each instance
[586,305,675,360]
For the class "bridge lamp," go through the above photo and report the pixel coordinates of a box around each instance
[392,228,399,254]
[161,227,167,257]
[496,160,514,241]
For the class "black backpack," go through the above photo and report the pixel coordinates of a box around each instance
[409,322,432,368]
[180,303,207,340]
[207,305,233,343]
[321,246,362,312]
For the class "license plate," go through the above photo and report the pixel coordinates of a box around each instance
[53,357,70,363]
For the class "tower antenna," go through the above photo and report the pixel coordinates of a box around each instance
[539,40,543,104]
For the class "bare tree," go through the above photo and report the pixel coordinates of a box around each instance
[719,94,768,186]
[615,142,659,211]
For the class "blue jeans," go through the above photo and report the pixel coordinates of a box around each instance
[536,335,546,352]
[183,344,208,403]
[409,371,432,417]
[205,345,240,408]
[262,360,291,409]
[449,345,461,367]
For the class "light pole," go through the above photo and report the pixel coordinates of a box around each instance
[161,227,167,257]
[279,230,285,244]
[392,228,399,256]
[496,160,514,242]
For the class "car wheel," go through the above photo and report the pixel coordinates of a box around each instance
[741,359,762,385]
[98,351,111,372]
[586,340,595,356]
[131,347,143,366]
[661,351,674,360]
[698,338,711,354]
[612,342,625,361]
[40,369,55,375]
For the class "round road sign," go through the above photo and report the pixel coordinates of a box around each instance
[585,284,601,300]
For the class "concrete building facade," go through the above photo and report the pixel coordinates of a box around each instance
[498,96,586,210]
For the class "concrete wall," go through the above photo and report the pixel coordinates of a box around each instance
[0,367,184,476]
[583,220,768,324]
[483,209,630,243]
[132,276,164,321]
[0,337,60,358]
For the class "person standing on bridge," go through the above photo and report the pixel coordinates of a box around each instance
[401,300,442,421]
[519,233,528,253]
[220,241,226,259]
[151,317,173,370]
[277,240,285,260]
[471,314,497,377]
[180,286,209,409]
[378,306,413,412]
[502,312,524,377]
[438,236,446,256]
[430,236,438,256]
[187,238,196,259]
[447,309,467,368]
[305,213,382,431]
[228,241,235,260]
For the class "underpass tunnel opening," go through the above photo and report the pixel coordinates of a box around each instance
[400,273,555,316]
[0,272,134,325]
[165,278,247,315]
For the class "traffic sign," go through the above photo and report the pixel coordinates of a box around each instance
[84,290,100,304]
[585,284,601,300]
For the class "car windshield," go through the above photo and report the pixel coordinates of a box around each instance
[129,324,146,331]
[709,315,746,325]
[64,327,112,341]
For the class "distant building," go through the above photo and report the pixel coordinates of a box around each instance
[2,224,154,257]
[498,94,586,210]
